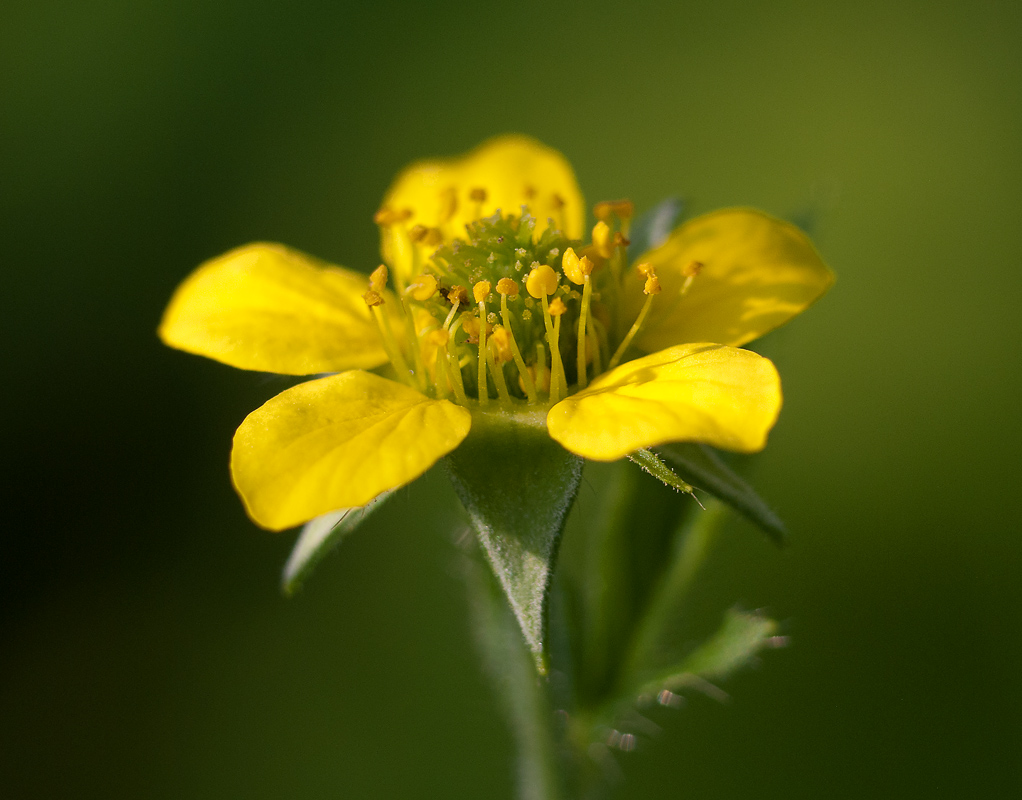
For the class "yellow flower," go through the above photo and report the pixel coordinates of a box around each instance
[159,135,833,531]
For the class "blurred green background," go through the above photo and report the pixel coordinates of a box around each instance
[3,0,1020,796]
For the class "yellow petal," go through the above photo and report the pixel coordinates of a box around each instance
[381,135,585,250]
[625,209,834,351]
[546,343,781,461]
[231,371,472,530]
[159,243,388,375]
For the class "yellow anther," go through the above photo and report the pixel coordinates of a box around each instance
[461,314,490,342]
[362,289,384,307]
[369,264,389,293]
[613,231,631,247]
[489,326,514,363]
[427,329,449,347]
[469,187,488,203]
[594,199,635,222]
[373,206,413,226]
[446,285,468,305]
[438,187,458,224]
[644,273,662,295]
[409,225,444,247]
[407,273,438,301]
[579,255,594,277]
[562,247,583,285]
[636,262,655,278]
[548,297,568,317]
[473,280,492,304]
[592,220,613,258]
[526,264,559,298]
[496,277,519,297]
[683,260,704,278]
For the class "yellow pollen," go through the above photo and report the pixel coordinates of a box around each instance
[473,280,492,304]
[636,262,655,278]
[407,273,438,301]
[369,264,388,293]
[526,264,559,298]
[496,277,519,296]
[362,289,384,307]
[489,326,514,363]
[409,225,444,247]
[592,220,613,258]
[373,207,413,226]
[447,285,468,305]
[469,187,488,203]
[548,297,568,316]
[561,247,583,285]
[644,273,662,295]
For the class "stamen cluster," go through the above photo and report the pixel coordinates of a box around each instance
[369,197,675,408]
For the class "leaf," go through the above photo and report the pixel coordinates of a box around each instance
[445,409,583,673]
[657,442,787,544]
[557,459,695,706]
[641,607,780,696]
[627,196,685,261]
[462,545,565,800]
[281,491,392,596]
[626,448,702,505]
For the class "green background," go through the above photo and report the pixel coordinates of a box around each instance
[3,0,1020,796]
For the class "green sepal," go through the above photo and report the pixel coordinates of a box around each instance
[627,196,685,261]
[281,491,392,596]
[657,442,787,544]
[637,607,780,697]
[627,448,701,503]
[445,408,583,672]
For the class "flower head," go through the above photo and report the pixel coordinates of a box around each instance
[159,135,832,531]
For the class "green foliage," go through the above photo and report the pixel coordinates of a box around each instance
[445,409,583,672]
[658,442,787,544]
[280,491,393,596]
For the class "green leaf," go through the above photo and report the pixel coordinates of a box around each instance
[281,491,392,596]
[657,442,787,544]
[627,448,702,504]
[640,607,780,696]
[463,546,565,800]
[445,409,583,673]
[627,196,684,261]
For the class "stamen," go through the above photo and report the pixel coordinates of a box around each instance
[469,187,487,220]
[526,264,565,401]
[546,296,567,403]
[364,292,415,388]
[437,187,458,225]
[608,262,660,370]
[592,220,614,259]
[473,280,492,405]
[486,329,513,404]
[445,317,468,405]
[497,278,537,403]
[534,342,550,396]
[681,260,703,294]
[428,329,450,399]
[406,273,438,302]
[561,248,595,389]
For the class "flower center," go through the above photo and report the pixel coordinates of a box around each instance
[368,195,690,409]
